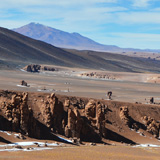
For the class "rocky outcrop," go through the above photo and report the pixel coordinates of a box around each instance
[23,64,57,73]
[142,116,160,138]
[1,92,41,138]
[40,93,64,134]
[20,80,29,87]
[85,99,106,137]
[81,72,116,80]
[41,66,56,71]
[23,64,41,72]
[65,108,83,138]
[85,99,96,122]
[38,96,107,141]
[119,106,131,126]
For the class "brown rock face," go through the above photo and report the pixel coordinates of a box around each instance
[142,116,160,138]
[40,93,64,134]
[85,99,106,137]
[119,106,130,126]
[64,98,70,108]
[85,99,96,122]
[0,91,107,142]
[64,107,83,139]
[1,92,41,138]
[96,102,106,137]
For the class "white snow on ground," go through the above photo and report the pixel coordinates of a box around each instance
[133,144,160,148]
[0,141,60,152]
[20,69,27,72]
[0,147,53,152]
[0,130,11,136]
[57,136,72,143]
[17,85,27,88]
[0,141,59,148]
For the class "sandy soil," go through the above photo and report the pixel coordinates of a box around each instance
[0,144,160,160]
[120,51,160,61]
[0,67,160,103]
[1,66,160,159]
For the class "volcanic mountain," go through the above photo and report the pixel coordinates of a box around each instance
[0,26,160,72]
[13,22,121,52]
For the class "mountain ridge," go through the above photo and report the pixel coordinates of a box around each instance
[12,22,121,52]
[13,22,160,53]
[1,26,160,73]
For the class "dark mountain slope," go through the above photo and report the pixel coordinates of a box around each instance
[0,27,90,67]
[1,26,160,72]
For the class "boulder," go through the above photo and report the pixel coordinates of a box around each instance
[21,80,28,87]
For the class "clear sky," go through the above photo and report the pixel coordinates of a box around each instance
[1,0,160,49]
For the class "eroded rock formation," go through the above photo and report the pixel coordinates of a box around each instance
[119,106,130,126]
[23,64,41,72]
[40,93,64,134]
[38,96,107,141]
[142,116,160,138]
[0,92,41,138]
[85,99,106,137]
[23,64,57,73]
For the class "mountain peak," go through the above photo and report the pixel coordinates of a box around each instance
[12,22,120,51]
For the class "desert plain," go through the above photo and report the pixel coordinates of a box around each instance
[0,65,160,160]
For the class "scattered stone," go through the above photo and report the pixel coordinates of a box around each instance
[90,142,96,146]
[15,145,23,149]
[21,80,29,87]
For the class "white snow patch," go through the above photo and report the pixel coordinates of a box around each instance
[23,147,53,152]
[0,130,12,136]
[57,136,72,143]
[0,141,59,148]
[0,147,53,152]
[17,85,27,88]
[20,69,27,72]
[133,144,160,148]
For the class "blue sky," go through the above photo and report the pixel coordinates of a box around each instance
[1,0,160,49]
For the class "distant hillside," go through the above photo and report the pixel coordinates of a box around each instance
[13,22,121,52]
[13,23,160,53]
[1,26,160,73]
[0,26,92,68]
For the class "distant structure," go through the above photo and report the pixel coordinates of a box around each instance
[150,97,154,104]
[107,91,112,100]
[21,80,29,87]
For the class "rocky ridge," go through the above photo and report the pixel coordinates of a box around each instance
[23,64,57,73]
[0,90,160,144]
